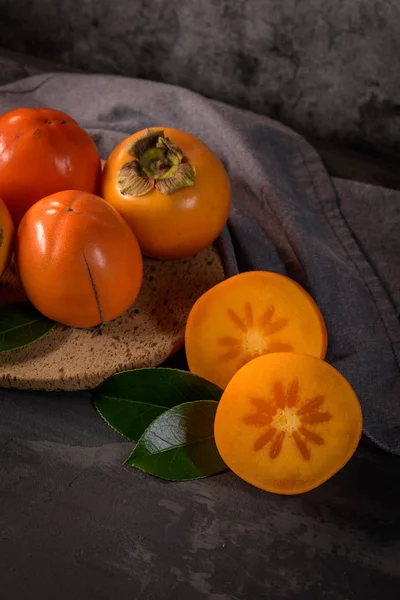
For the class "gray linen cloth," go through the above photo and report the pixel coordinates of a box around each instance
[0,73,399,455]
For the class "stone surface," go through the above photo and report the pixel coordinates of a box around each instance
[0,48,79,86]
[0,388,399,599]
[0,0,400,156]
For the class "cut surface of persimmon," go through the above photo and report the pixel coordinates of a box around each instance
[214,353,363,495]
[185,271,327,389]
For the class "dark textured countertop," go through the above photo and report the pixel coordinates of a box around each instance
[1,0,400,158]
[1,379,400,600]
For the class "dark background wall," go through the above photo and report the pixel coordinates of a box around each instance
[1,0,400,159]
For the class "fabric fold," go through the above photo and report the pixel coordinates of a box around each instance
[1,72,399,454]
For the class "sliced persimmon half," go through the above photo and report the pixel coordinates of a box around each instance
[214,353,363,495]
[185,271,327,389]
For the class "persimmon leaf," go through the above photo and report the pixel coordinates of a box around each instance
[94,368,223,442]
[124,400,227,480]
[0,302,55,352]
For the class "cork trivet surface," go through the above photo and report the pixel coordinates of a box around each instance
[0,246,225,391]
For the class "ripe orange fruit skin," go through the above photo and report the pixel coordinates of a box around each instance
[0,196,14,278]
[185,271,328,389]
[16,190,143,328]
[100,127,231,259]
[214,353,363,495]
[0,108,102,226]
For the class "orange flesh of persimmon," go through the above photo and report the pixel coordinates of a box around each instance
[185,271,327,389]
[214,353,363,495]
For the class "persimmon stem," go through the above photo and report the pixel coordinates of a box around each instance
[118,129,196,196]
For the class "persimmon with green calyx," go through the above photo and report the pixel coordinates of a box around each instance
[185,270,327,389]
[214,352,363,495]
[0,107,101,226]
[0,196,14,279]
[100,127,231,259]
[16,190,143,328]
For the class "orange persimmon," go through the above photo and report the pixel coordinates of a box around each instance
[185,271,327,389]
[0,108,101,226]
[16,190,143,328]
[100,127,231,259]
[0,196,14,279]
[214,353,363,495]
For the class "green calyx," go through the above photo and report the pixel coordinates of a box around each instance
[118,129,196,196]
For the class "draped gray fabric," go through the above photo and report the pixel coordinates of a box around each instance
[1,72,399,454]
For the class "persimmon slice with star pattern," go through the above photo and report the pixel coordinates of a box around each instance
[185,271,327,389]
[214,353,363,495]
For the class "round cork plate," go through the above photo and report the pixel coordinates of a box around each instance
[0,246,225,391]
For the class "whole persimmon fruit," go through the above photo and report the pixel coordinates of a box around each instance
[0,108,101,226]
[214,353,363,495]
[16,190,143,328]
[0,196,14,278]
[100,127,231,259]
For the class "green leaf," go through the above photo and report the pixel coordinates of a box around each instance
[125,400,227,480]
[94,368,223,442]
[0,302,55,352]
